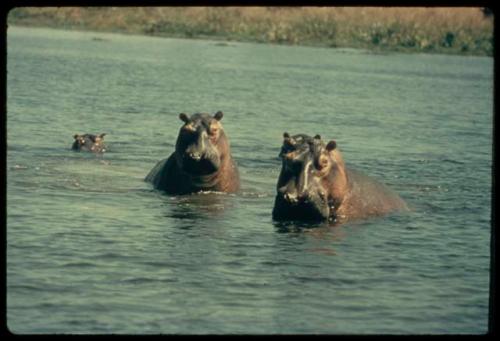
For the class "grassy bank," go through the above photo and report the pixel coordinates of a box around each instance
[7,7,494,56]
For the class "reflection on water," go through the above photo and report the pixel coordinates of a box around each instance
[7,26,492,334]
[273,220,332,232]
[163,191,234,221]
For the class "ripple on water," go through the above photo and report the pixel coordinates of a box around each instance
[7,26,492,334]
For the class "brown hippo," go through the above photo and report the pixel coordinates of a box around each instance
[145,111,240,194]
[272,133,408,224]
[72,133,107,153]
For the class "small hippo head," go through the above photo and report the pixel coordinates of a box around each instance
[273,132,343,222]
[72,133,107,153]
[174,111,228,176]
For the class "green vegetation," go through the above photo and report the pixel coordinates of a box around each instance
[8,7,494,56]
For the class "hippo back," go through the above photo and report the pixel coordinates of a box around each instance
[340,168,408,221]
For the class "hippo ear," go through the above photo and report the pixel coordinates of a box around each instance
[99,133,106,139]
[213,111,223,121]
[314,134,321,140]
[326,140,337,151]
[283,132,296,147]
[73,134,80,140]
[179,113,190,123]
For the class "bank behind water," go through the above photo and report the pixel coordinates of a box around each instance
[7,7,494,56]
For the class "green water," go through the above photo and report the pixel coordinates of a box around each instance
[6,26,493,334]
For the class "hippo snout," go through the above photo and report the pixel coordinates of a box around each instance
[281,190,312,205]
[284,192,298,204]
[273,191,330,222]
[187,152,202,161]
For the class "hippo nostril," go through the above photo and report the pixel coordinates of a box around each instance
[284,193,298,204]
[188,152,202,161]
[297,193,308,202]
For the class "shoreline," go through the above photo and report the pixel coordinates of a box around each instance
[7,7,494,57]
[9,24,492,59]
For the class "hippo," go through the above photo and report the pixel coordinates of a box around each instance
[145,111,240,194]
[72,133,107,153]
[272,133,408,224]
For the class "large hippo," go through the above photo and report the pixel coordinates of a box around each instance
[145,111,240,194]
[272,133,408,224]
[72,133,107,153]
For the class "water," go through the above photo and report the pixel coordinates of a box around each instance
[6,26,493,334]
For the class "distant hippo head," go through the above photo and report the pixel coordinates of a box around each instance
[72,133,107,153]
[273,132,343,222]
[175,111,228,176]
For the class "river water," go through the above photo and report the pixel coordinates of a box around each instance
[6,26,493,334]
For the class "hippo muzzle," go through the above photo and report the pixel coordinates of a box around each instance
[176,114,223,176]
[275,181,330,221]
[181,147,220,175]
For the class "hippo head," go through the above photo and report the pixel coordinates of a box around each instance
[273,132,341,222]
[175,111,227,176]
[72,133,106,152]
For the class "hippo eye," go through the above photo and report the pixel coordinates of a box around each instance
[209,126,218,135]
[316,155,329,170]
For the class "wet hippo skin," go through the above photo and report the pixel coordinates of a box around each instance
[72,133,107,153]
[146,111,240,195]
[272,133,408,224]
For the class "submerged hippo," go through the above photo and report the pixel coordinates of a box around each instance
[145,111,240,194]
[72,133,107,153]
[272,133,408,224]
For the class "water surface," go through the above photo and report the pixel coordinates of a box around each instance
[7,26,492,334]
